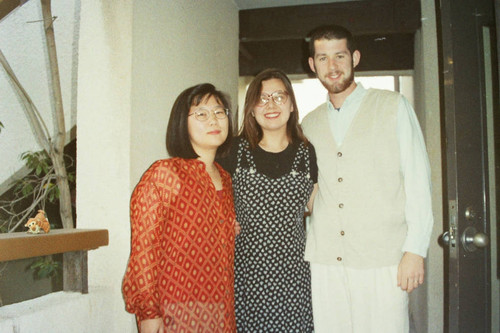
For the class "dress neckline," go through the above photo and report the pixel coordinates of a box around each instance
[256,142,292,155]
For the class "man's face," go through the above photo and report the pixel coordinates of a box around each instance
[308,38,360,95]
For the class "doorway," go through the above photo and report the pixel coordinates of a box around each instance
[437,0,500,331]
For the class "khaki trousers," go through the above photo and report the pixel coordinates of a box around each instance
[310,263,409,333]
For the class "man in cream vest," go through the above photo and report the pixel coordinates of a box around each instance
[301,25,433,332]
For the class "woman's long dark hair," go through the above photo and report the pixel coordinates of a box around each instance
[240,68,308,149]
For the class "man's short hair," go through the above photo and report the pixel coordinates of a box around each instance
[307,25,356,57]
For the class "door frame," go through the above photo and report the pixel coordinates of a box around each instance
[436,0,496,331]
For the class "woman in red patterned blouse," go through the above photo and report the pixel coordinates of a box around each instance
[122,83,236,333]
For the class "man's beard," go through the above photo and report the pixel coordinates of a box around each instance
[319,68,354,94]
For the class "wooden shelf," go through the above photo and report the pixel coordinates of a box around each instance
[0,229,109,262]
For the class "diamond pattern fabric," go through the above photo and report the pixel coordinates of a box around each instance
[122,158,236,332]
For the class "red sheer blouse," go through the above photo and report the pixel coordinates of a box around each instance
[122,158,236,332]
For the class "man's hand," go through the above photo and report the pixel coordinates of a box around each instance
[397,252,424,293]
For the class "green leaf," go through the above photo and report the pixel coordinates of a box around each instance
[29,256,62,280]
[48,191,55,202]
[22,183,34,197]
[30,261,44,269]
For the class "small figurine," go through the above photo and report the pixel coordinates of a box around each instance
[25,209,51,234]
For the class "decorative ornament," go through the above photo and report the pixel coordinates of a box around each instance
[25,210,51,234]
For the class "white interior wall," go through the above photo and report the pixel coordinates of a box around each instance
[0,1,239,332]
[77,0,239,332]
[130,0,239,183]
[414,1,444,332]
[76,0,134,331]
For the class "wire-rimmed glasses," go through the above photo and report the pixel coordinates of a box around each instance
[188,106,229,121]
[257,91,289,106]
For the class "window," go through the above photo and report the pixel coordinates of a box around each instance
[289,74,414,121]
[237,74,414,124]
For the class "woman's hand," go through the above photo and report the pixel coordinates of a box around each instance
[235,221,241,236]
[307,183,319,213]
[140,318,164,333]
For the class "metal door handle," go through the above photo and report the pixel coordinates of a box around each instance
[442,231,450,245]
[461,226,489,252]
[441,228,456,247]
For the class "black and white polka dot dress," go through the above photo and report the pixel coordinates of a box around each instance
[232,139,314,332]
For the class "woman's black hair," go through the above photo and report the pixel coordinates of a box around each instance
[166,83,233,158]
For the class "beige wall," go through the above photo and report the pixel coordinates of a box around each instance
[130,0,239,183]
[412,1,444,332]
[1,0,239,330]
[76,0,134,330]
[76,0,239,331]
[0,1,239,332]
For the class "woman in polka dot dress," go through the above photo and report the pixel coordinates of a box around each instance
[122,84,237,333]
[219,69,318,332]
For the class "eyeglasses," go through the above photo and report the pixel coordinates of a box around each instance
[257,91,289,106]
[188,106,229,121]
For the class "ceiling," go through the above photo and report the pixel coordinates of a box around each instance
[237,0,421,75]
[0,0,354,24]
[233,0,359,10]
[0,0,419,76]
